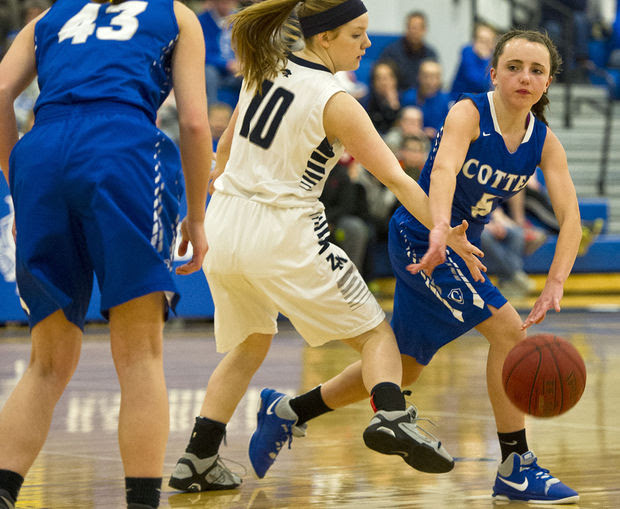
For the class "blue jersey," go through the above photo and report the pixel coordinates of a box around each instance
[34,0,178,122]
[400,91,548,242]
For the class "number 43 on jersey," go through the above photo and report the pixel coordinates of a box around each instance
[58,1,147,44]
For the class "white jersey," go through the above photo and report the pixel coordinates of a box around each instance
[214,54,346,212]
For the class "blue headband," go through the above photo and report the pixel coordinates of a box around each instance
[299,0,367,38]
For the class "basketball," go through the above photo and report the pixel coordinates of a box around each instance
[502,334,586,417]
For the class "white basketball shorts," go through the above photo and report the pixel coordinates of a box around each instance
[203,192,385,352]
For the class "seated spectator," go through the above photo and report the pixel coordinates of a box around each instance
[379,11,439,90]
[320,154,372,276]
[198,0,242,106]
[157,90,180,145]
[522,170,604,256]
[480,208,534,298]
[541,0,591,81]
[208,102,233,150]
[335,71,369,100]
[384,105,425,153]
[402,59,452,139]
[364,60,402,135]
[450,22,497,101]
[397,134,429,182]
[9,0,49,135]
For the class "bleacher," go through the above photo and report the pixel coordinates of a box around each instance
[358,33,620,279]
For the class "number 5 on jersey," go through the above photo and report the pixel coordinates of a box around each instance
[58,1,147,44]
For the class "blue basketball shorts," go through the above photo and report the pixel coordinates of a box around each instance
[388,214,507,365]
[8,103,183,329]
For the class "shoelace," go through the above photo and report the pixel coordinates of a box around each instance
[217,455,247,478]
[402,393,443,447]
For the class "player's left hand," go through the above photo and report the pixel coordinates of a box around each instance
[175,217,208,275]
[522,279,563,329]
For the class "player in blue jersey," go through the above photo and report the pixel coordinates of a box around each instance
[168,0,487,494]
[0,0,211,507]
[259,29,583,504]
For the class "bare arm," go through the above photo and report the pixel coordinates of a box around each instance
[172,1,212,274]
[324,92,485,279]
[522,128,581,329]
[413,100,482,277]
[0,16,40,183]
[209,104,239,194]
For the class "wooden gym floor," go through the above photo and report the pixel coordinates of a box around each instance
[1,276,619,508]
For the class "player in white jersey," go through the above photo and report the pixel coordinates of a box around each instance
[168,0,486,493]
[248,30,583,505]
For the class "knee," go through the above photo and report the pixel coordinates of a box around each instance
[495,328,527,354]
[235,333,272,367]
[29,347,79,393]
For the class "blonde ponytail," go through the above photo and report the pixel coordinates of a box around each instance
[229,0,301,94]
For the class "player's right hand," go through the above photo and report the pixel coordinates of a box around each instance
[176,217,208,275]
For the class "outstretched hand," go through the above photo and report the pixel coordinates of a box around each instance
[521,279,563,329]
[175,217,208,275]
[407,222,450,278]
[447,220,486,282]
[407,220,486,281]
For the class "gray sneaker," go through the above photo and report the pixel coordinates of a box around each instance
[0,490,15,509]
[168,453,241,492]
[363,405,454,473]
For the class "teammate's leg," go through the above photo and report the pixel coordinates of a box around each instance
[109,292,168,509]
[0,310,82,506]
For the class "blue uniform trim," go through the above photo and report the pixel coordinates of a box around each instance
[388,91,544,363]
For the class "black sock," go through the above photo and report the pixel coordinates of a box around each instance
[125,477,161,508]
[370,382,406,412]
[498,429,529,462]
[289,386,333,426]
[185,416,226,459]
[0,469,23,503]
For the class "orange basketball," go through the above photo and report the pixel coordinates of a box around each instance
[502,334,586,417]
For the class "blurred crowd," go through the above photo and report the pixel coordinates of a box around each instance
[2,0,612,296]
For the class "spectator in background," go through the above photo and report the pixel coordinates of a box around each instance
[335,71,369,100]
[208,102,233,151]
[379,11,438,90]
[402,59,452,139]
[320,154,372,276]
[541,0,591,81]
[384,105,424,153]
[364,60,402,134]
[480,208,535,298]
[397,134,429,182]
[10,0,50,135]
[157,90,180,146]
[198,0,242,105]
[359,135,430,246]
[450,22,497,101]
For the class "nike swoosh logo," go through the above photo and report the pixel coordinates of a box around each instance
[498,476,528,491]
[266,396,283,415]
[500,440,517,446]
[482,132,491,136]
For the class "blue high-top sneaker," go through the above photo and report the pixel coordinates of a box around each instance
[249,388,307,478]
[493,451,579,504]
